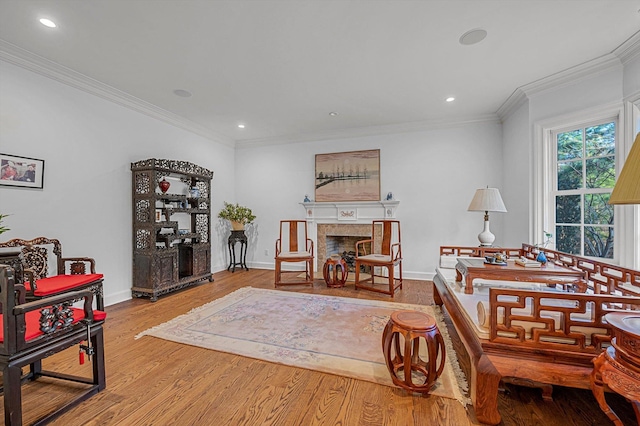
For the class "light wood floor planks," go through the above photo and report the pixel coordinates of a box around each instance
[3,269,636,425]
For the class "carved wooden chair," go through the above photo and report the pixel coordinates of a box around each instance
[0,237,104,310]
[0,264,107,425]
[274,220,314,287]
[355,220,402,297]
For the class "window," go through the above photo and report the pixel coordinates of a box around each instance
[551,121,616,258]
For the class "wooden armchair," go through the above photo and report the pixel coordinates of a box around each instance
[0,237,104,310]
[274,220,314,287]
[0,264,107,425]
[355,220,402,297]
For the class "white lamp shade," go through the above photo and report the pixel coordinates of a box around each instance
[468,188,507,212]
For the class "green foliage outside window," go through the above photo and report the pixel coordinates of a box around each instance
[555,121,615,259]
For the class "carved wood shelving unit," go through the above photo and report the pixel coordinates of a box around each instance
[131,158,214,301]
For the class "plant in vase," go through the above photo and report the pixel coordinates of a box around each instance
[0,214,9,235]
[218,202,256,231]
[535,231,553,264]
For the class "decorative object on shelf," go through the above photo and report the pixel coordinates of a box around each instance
[218,202,256,231]
[304,194,311,202]
[467,187,507,247]
[189,186,200,199]
[536,251,548,264]
[609,132,640,205]
[158,177,170,194]
[386,192,393,201]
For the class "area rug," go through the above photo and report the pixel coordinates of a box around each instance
[136,287,469,405]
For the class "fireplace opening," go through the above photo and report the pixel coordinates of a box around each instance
[316,223,380,274]
[326,235,372,271]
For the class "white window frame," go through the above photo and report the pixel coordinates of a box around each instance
[550,119,617,258]
[533,102,632,265]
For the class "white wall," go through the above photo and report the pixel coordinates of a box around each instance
[0,61,235,306]
[501,102,531,247]
[236,120,507,279]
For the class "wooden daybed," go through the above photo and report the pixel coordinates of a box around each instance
[433,244,640,425]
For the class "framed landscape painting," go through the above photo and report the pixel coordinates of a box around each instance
[0,153,45,189]
[315,149,380,202]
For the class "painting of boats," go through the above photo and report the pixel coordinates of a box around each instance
[315,149,380,202]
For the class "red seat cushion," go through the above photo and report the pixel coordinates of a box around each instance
[0,308,107,343]
[24,274,104,296]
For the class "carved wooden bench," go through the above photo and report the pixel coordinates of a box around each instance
[0,264,106,425]
[434,244,640,425]
[0,237,104,310]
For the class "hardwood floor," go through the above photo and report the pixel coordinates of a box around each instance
[5,269,636,425]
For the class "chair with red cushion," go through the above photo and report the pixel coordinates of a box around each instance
[0,237,105,310]
[0,264,106,426]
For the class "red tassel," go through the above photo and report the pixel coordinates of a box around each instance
[79,341,85,365]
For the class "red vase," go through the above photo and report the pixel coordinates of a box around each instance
[158,178,170,194]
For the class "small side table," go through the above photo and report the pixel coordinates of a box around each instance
[590,312,640,426]
[382,310,446,393]
[227,230,248,272]
[323,256,348,288]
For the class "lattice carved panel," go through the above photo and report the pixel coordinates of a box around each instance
[136,200,151,223]
[195,214,209,243]
[20,246,48,280]
[136,229,152,250]
[134,172,151,195]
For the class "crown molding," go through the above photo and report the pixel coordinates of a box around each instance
[614,30,640,64]
[497,53,623,122]
[497,31,640,122]
[235,113,500,148]
[0,39,235,148]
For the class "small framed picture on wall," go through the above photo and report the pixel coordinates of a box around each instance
[0,153,45,189]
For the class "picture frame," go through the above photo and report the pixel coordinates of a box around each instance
[315,149,380,202]
[0,153,45,189]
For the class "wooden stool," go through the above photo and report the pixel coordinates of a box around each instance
[590,312,640,426]
[382,310,446,393]
[323,256,348,288]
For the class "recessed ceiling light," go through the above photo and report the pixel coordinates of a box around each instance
[459,28,487,46]
[173,89,192,98]
[39,18,57,28]
[329,112,339,117]
[446,97,455,102]
[237,124,245,129]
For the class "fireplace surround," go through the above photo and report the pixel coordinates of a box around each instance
[301,200,398,271]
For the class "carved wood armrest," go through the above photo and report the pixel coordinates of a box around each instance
[356,239,373,256]
[391,242,401,260]
[13,289,94,318]
[61,257,97,274]
[306,239,314,255]
[23,267,37,292]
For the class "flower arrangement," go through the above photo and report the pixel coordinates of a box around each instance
[218,202,256,229]
[0,214,9,235]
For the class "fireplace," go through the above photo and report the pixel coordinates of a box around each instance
[317,223,382,271]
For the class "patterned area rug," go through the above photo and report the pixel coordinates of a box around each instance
[136,287,469,404]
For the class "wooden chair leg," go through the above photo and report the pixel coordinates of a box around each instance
[274,261,281,287]
[4,363,23,426]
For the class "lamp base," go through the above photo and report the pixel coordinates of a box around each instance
[477,219,495,247]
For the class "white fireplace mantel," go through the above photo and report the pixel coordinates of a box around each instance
[301,200,399,223]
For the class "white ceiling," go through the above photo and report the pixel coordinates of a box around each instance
[1,1,639,146]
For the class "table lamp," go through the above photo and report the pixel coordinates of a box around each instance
[468,187,507,247]
[609,132,640,205]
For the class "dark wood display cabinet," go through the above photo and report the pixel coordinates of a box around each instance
[131,158,214,301]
